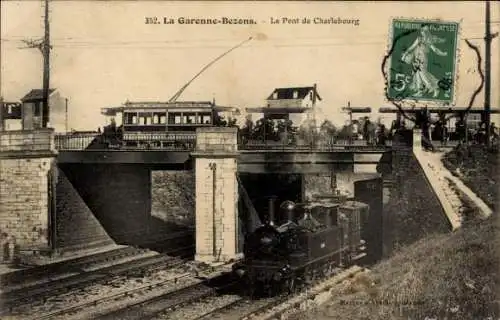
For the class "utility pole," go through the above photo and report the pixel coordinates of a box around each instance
[42,0,51,128]
[22,0,51,129]
[484,0,491,146]
[483,1,498,146]
[65,98,69,132]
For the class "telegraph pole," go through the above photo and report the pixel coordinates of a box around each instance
[484,0,498,146]
[42,0,51,128]
[22,0,51,128]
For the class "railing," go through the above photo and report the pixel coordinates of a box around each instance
[54,131,197,151]
[238,139,393,151]
[55,132,100,150]
[0,129,55,152]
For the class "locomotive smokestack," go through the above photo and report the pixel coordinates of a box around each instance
[268,197,276,226]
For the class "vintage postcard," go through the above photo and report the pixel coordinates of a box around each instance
[0,1,498,319]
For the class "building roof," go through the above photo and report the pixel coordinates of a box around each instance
[267,86,322,101]
[21,89,56,102]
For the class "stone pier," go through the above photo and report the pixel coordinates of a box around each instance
[191,127,242,264]
[0,129,58,261]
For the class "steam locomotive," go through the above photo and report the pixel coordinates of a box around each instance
[232,196,369,297]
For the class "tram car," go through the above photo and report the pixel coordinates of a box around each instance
[100,101,239,149]
[232,196,369,297]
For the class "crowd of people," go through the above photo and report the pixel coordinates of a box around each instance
[414,107,499,149]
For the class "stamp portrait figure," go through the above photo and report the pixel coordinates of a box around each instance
[401,25,448,98]
[387,19,459,104]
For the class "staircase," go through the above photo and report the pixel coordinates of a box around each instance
[415,150,464,230]
[413,130,493,230]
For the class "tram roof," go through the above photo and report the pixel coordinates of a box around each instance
[101,101,240,116]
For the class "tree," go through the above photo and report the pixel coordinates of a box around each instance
[213,113,237,127]
[239,115,254,143]
[297,119,318,146]
[336,124,355,141]
[251,117,278,141]
[319,120,337,145]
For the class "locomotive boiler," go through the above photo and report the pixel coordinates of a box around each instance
[232,196,369,297]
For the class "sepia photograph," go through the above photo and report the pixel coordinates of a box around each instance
[0,1,499,319]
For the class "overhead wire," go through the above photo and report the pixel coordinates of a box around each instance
[2,20,498,46]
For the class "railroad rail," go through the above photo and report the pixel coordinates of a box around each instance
[0,245,194,314]
[0,231,195,317]
[193,266,365,320]
[1,246,143,288]
[88,269,236,320]
[28,271,196,320]
[1,230,193,289]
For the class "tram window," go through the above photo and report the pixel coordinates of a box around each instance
[168,113,182,124]
[138,113,150,125]
[196,115,202,124]
[124,113,136,125]
[159,115,166,124]
[168,114,175,124]
[185,113,196,124]
[202,115,211,124]
[152,112,166,124]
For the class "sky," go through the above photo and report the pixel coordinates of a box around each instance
[1,1,499,130]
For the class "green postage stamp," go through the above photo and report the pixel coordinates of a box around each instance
[387,19,460,105]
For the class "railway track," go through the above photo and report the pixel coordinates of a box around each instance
[192,296,284,320]
[191,266,364,320]
[96,280,232,320]
[0,244,194,317]
[24,267,236,320]
[0,245,143,288]
[1,230,193,289]
[27,272,195,320]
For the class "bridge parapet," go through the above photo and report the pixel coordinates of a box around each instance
[195,127,238,153]
[1,129,56,154]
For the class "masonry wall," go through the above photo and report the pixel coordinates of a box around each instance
[151,171,195,227]
[60,163,153,245]
[55,168,114,249]
[302,172,382,199]
[195,157,239,262]
[385,144,450,255]
[193,127,240,263]
[0,157,53,251]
